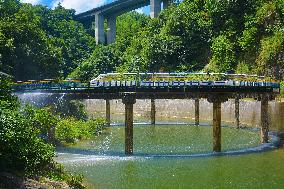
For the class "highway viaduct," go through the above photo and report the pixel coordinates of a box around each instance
[75,0,170,44]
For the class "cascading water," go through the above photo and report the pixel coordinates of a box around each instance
[16,92,66,108]
[84,99,284,131]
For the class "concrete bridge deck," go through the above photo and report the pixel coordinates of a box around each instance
[76,0,150,20]
[75,0,170,44]
[15,84,279,99]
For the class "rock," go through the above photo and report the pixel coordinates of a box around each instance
[277,132,284,147]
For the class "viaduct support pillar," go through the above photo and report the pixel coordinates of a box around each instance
[195,98,200,126]
[235,97,240,128]
[151,99,156,125]
[95,13,105,44]
[122,94,136,155]
[150,0,161,18]
[163,0,169,9]
[260,94,269,143]
[107,16,116,44]
[106,99,110,127]
[208,95,228,152]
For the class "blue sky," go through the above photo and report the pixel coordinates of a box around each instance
[20,0,150,14]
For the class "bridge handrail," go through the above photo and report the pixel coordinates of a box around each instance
[91,72,270,83]
[12,72,281,92]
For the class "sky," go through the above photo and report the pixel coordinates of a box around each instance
[20,0,150,14]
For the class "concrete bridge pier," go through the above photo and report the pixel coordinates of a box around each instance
[150,0,161,18]
[194,98,200,126]
[260,94,269,143]
[150,0,170,18]
[163,0,170,9]
[77,0,172,44]
[151,99,156,124]
[105,99,111,127]
[208,95,228,152]
[107,16,116,44]
[122,94,136,155]
[235,97,240,128]
[95,14,105,44]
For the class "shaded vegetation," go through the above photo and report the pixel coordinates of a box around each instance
[0,0,95,80]
[0,76,106,188]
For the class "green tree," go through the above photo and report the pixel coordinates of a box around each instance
[0,1,95,80]
[207,35,236,73]
[70,44,123,81]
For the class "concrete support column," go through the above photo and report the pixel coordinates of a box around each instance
[235,97,240,128]
[107,16,116,44]
[106,99,110,127]
[208,95,228,152]
[122,94,136,155]
[195,98,200,126]
[151,99,156,125]
[150,0,161,18]
[95,13,105,44]
[163,0,169,9]
[261,95,269,143]
[212,101,222,152]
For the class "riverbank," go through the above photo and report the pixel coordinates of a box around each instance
[0,172,71,189]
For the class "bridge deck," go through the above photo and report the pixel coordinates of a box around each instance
[75,0,149,20]
[14,84,279,100]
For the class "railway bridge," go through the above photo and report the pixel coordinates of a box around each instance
[14,73,280,155]
[75,0,170,44]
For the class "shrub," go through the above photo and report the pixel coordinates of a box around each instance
[23,105,58,139]
[52,100,88,121]
[55,118,106,144]
[55,118,80,143]
[0,109,55,175]
[0,77,85,187]
[87,118,107,135]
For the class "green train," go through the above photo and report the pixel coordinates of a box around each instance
[13,79,85,91]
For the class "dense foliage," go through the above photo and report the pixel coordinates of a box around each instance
[1,0,284,81]
[0,76,105,187]
[70,0,284,81]
[0,0,95,80]
[0,76,54,174]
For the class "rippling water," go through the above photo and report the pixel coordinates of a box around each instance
[56,125,284,189]
[59,149,284,189]
[57,125,262,155]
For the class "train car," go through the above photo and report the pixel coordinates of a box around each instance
[213,81,227,86]
[88,72,280,91]
[62,79,82,89]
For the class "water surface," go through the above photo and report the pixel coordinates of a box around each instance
[56,125,284,189]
